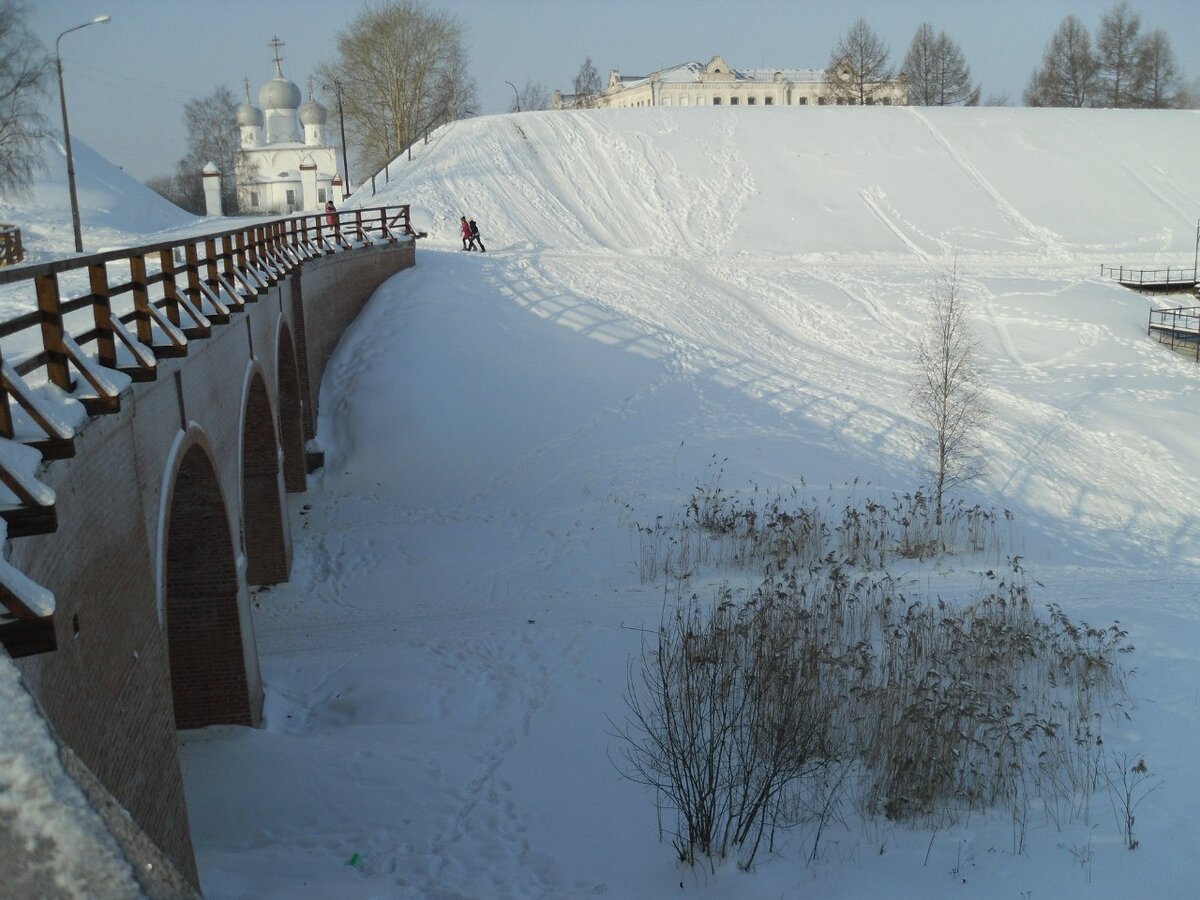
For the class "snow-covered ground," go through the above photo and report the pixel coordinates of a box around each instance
[7,107,1200,898]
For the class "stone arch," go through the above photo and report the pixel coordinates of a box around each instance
[162,433,261,729]
[241,368,290,585]
[276,322,306,493]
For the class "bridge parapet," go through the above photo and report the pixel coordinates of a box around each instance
[0,205,413,656]
[0,203,416,885]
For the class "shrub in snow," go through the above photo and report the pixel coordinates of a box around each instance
[619,480,1136,868]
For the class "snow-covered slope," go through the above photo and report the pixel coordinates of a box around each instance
[0,133,199,263]
[170,107,1199,897]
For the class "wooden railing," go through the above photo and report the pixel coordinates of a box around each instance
[0,224,23,267]
[0,204,413,657]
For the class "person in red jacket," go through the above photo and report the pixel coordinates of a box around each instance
[459,215,471,250]
[325,200,337,228]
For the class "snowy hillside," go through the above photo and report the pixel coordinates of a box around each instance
[0,133,199,265]
[133,107,1200,897]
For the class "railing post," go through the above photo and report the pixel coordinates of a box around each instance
[0,344,11,439]
[129,253,153,345]
[34,273,71,391]
[159,249,182,328]
[183,242,202,308]
[88,261,117,369]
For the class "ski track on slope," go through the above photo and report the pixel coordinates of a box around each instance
[858,186,933,262]
[177,110,1200,899]
[906,107,1070,261]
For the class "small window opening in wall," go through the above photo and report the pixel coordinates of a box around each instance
[747,96,756,105]
[798,97,808,105]
[713,97,722,105]
[72,614,80,638]
[764,97,773,105]
[730,97,739,105]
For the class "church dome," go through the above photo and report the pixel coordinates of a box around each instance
[299,98,327,125]
[236,102,264,127]
[259,73,301,110]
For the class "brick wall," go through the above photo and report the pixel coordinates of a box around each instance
[9,236,415,886]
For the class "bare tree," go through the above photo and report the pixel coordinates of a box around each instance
[318,0,478,177]
[1024,15,1098,107]
[512,78,550,112]
[181,87,243,213]
[824,18,894,105]
[145,86,251,215]
[572,57,601,108]
[911,264,986,528]
[0,0,50,195]
[1096,2,1143,107]
[1134,29,1183,108]
[903,23,979,106]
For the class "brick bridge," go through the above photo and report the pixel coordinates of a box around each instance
[0,207,415,890]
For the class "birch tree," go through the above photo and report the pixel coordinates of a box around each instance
[824,18,894,105]
[911,265,986,528]
[318,0,477,176]
[0,0,49,194]
[572,57,601,108]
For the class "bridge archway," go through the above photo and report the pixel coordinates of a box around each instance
[242,369,289,586]
[277,322,306,493]
[163,435,261,729]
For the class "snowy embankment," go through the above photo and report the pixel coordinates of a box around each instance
[168,107,1200,898]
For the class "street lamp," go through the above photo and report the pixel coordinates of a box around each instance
[55,14,111,254]
[322,78,351,199]
[505,80,520,112]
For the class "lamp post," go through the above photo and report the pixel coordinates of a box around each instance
[323,78,351,199]
[505,80,520,112]
[56,14,110,254]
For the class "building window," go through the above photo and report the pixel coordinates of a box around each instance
[249,191,259,207]
[318,188,327,203]
[798,97,808,105]
[730,97,739,105]
[818,97,827,105]
[882,97,892,105]
[285,189,296,208]
[764,97,773,105]
[747,96,756,105]
[713,97,722,105]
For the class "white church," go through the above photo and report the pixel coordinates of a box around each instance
[234,39,342,215]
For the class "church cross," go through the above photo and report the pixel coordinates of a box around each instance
[243,77,252,104]
[268,35,285,74]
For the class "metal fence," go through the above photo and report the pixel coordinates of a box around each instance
[1147,305,1200,361]
[1100,264,1198,287]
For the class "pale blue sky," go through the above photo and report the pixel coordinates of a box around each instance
[27,0,1200,182]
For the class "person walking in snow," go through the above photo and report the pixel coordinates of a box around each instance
[459,215,472,250]
[468,218,486,253]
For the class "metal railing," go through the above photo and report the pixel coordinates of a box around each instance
[0,204,413,653]
[1148,305,1200,362]
[0,224,23,267]
[1100,264,1198,286]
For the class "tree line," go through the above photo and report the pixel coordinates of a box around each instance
[0,0,1193,208]
[569,3,1192,110]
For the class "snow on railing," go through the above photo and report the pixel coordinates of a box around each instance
[0,205,413,655]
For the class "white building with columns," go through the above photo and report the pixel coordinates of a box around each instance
[235,39,342,215]
[554,55,907,109]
